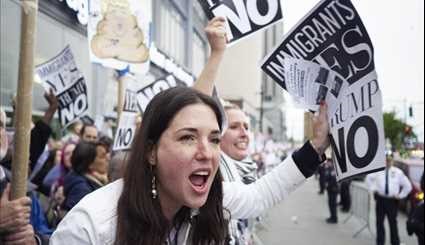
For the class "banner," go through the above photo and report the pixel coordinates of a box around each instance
[261,0,385,181]
[35,46,89,128]
[136,75,186,112]
[113,79,139,151]
[198,0,283,45]
[88,0,150,74]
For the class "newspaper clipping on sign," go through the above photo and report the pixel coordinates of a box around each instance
[35,46,89,128]
[280,58,348,116]
[261,0,385,181]
[113,78,139,151]
[88,0,150,74]
[198,0,283,45]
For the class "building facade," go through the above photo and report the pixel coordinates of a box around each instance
[0,0,208,123]
[262,24,287,142]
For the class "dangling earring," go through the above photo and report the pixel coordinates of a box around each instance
[151,172,158,199]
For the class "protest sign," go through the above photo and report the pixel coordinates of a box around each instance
[198,0,283,45]
[137,75,186,112]
[88,0,150,74]
[261,0,385,181]
[35,46,89,128]
[113,79,139,151]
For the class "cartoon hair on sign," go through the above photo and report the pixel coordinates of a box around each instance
[91,1,149,63]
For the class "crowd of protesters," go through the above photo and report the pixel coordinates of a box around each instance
[5,16,421,245]
[0,17,330,245]
[0,94,314,245]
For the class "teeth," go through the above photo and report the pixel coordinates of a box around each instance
[236,142,248,149]
[193,171,209,176]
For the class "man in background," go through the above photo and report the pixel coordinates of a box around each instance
[366,154,412,245]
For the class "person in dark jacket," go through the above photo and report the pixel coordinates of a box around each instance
[339,180,352,212]
[324,159,339,224]
[62,141,110,211]
[407,174,424,245]
[1,90,58,173]
[317,163,326,194]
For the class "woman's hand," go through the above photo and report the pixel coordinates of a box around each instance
[205,17,227,55]
[311,102,330,156]
[193,17,228,95]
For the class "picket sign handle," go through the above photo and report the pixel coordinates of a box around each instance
[11,0,39,200]
[117,76,125,122]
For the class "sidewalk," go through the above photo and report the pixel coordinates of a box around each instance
[255,178,417,245]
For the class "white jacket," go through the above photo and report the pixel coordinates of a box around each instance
[50,155,306,245]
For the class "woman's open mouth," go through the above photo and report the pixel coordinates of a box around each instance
[189,170,211,194]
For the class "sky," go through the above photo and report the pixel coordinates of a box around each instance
[281,0,425,142]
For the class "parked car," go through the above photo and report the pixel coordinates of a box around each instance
[394,157,424,213]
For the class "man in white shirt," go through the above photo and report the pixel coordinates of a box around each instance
[366,154,412,245]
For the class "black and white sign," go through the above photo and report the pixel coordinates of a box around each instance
[35,46,89,128]
[261,0,385,181]
[113,79,139,151]
[137,75,185,112]
[198,0,283,45]
[113,74,186,150]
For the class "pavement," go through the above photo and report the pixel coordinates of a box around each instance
[255,178,418,245]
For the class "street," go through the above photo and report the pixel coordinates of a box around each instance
[255,178,417,245]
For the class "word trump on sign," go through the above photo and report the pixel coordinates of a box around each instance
[199,0,283,44]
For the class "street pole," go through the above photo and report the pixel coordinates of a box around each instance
[259,80,265,133]
[11,0,39,200]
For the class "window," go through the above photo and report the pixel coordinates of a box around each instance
[193,0,208,31]
[192,0,208,76]
[155,0,188,67]
[192,32,207,76]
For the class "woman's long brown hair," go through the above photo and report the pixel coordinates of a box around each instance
[115,87,228,245]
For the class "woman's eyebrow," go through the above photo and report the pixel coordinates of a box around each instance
[176,128,221,135]
[176,128,198,134]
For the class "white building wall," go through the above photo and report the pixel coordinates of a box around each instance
[215,33,264,130]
